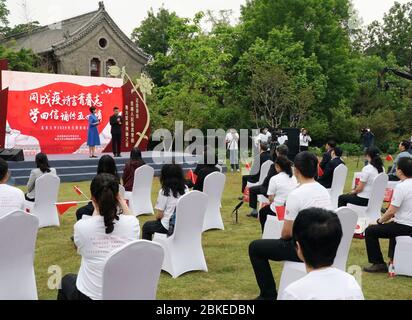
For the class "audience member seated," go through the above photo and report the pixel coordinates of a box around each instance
[142,164,187,241]
[122,148,146,192]
[57,173,139,300]
[241,142,271,195]
[258,156,297,232]
[25,153,57,202]
[319,140,337,171]
[388,140,412,181]
[318,147,345,189]
[193,149,219,192]
[247,145,289,218]
[338,147,384,208]
[279,208,364,300]
[0,158,25,218]
[76,155,120,221]
[248,151,332,300]
[363,157,412,273]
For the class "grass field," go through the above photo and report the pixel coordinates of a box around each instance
[19,156,412,300]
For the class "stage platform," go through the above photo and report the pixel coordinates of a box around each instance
[7,151,221,186]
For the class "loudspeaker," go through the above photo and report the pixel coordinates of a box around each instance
[282,128,300,161]
[0,148,25,162]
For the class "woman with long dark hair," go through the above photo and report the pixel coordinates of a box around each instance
[142,164,187,240]
[25,153,57,202]
[257,156,298,232]
[87,107,101,158]
[338,147,385,208]
[58,173,139,300]
[75,155,120,221]
[122,148,146,191]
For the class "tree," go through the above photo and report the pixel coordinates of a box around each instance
[239,0,356,113]
[250,63,294,128]
[364,2,412,72]
[0,21,40,38]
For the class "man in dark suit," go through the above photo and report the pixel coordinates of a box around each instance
[247,145,289,217]
[241,142,271,194]
[319,140,336,171]
[318,147,344,189]
[110,107,122,157]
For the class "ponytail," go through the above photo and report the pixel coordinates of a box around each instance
[91,173,120,234]
[35,153,51,173]
[366,147,384,174]
[275,155,293,177]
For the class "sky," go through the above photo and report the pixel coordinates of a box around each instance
[5,0,412,37]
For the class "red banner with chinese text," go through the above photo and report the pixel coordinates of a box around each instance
[6,82,122,154]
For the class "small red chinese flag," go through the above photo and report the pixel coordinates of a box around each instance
[74,185,83,196]
[318,164,324,177]
[386,155,394,161]
[245,162,252,170]
[56,202,78,215]
[185,169,197,185]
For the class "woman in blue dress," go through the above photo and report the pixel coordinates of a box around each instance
[87,107,101,158]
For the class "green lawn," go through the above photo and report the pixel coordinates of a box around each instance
[20,156,412,300]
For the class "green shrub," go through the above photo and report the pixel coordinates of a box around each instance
[339,142,363,156]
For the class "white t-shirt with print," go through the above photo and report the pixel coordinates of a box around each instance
[392,178,412,227]
[285,182,332,221]
[155,188,187,229]
[74,215,140,300]
[267,172,298,212]
[358,164,382,199]
[0,184,25,218]
[279,267,364,300]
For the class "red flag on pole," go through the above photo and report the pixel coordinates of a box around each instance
[73,185,89,200]
[74,185,83,196]
[245,162,252,170]
[56,202,78,215]
[386,155,394,161]
[185,169,197,185]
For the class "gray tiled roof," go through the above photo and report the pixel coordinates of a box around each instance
[2,3,149,62]
[3,10,99,54]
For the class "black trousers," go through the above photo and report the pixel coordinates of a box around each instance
[259,205,277,232]
[248,185,268,210]
[299,146,309,152]
[365,222,412,264]
[249,239,301,299]
[242,174,259,193]
[112,132,122,156]
[142,220,168,241]
[57,274,91,300]
[338,193,369,208]
[76,202,94,221]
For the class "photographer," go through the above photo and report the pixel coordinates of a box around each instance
[361,128,375,166]
[299,128,312,152]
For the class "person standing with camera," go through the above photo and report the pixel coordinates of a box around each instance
[299,128,312,152]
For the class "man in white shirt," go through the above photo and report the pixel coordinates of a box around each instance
[0,158,25,218]
[279,208,364,300]
[249,151,332,300]
[364,157,412,273]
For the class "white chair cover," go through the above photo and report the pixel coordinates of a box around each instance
[153,191,208,278]
[394,236,412,277]
[0,211,39,300]
[25,173,60,228]
[202,172,226,232]
[329,164,348,209]
[102,240,164,300]
[125,165,154,216]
